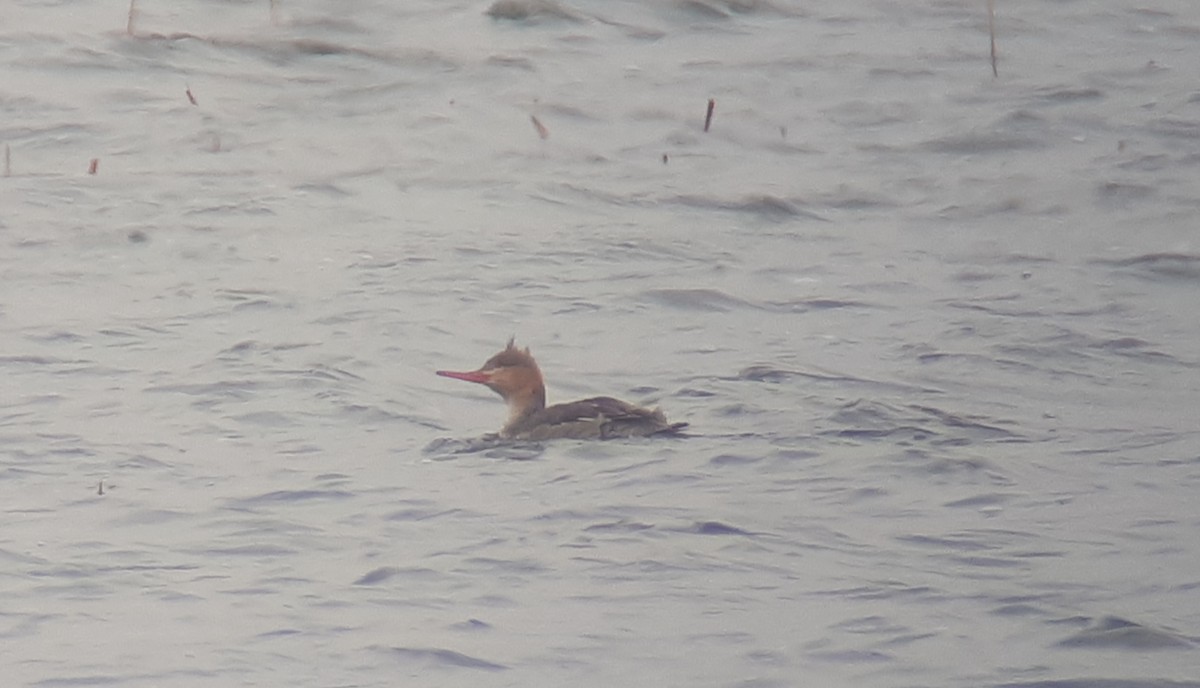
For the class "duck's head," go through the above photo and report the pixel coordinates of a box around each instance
[437,338,547,420]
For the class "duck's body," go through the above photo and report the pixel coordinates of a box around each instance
[437,339,687,440]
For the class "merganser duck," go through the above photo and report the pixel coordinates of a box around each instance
[437,339,688,441]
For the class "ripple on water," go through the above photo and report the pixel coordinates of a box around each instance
[1094,253,1200,282]
[993,677,1200,681]
[353,566,441,586]
[1054,616,1194,650]
[667,193,829,221]
[638,287,757,312]
[378,645,508,672]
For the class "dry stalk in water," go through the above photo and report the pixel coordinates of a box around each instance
[530,115,549,140]
[703,98,715,132]
[988,0,998,77]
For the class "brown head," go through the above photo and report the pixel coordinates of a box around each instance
[436,338,547,424]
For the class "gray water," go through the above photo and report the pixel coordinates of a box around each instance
[3,1,1200,686]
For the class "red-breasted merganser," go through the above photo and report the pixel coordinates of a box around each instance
[437,339,688,440]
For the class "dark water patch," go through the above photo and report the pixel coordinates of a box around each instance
[533,509,601,522]
[816,582,941,603]
[145,380,261,399]
[829,615,907,635]
[1094,252,1200,281]
[32,671,218,687]
[948,554,1025,569]
[922,131,1042,154]
[385,506,472,521]
[674,0,802,20]
[126,31,457,71]
[916,455,1008,481]
[709,453,761,466]
[952,268,1005,283]
[998,677,1200,681]
[111,509,190,526]
[685,521,755,536]
[828,425,937,442]
[735,366,940,395]
[115,454,173,469]
[294,181,353,197]
[220,340,258,355]
[230,298,280,312]
[674,0,739,20]
[583,519,655,533]
[594,458,671,477]
[668,193,829,221]
[1096,336,1149,351]
[820,188,901,210]
[423,435,545,460]
[256,628,302,638]
[744,648,789,666]
[485,0,584,22]
[828,400,922,432]
[944,493,1009,509]
[227,489,354,508]
[675,387,717,397]
[1146,118,1200,142]
[355,567,400,585]
[484,445,545,460]
[293,363,363,383]
[1097,180,1155,206]
[762,297,871,312]
[968,347,1099,379]
[1117,153,1173,172]
[486,54,536,71]
[1086,337,1180,365]
[942,299,1052,319]
[202,544,298,557]
[313,309,385,326]
[1028,86,1104,104]
[354,566,440,585]
[0,354,76,366]
[771,448,818,462]
[880,631,938,648]
[0,612,59,640]
[731,678,790,688]
[639,288,756,312]
[215,288,273,301]
[1062,430,1183,457]
[229,411,297,427]
[460,557,548,575]
[992,603,1047,617]
[807,649,892,663]
[468,594,518,608]
[734,365,801,381]
[907,404,1019,440]
[897,533,993,552]
[277,443,322,458]
[380,646,507,671]
[26,330,86,344]
[31,562,200,579]
[828,98,921,127]
[1054,616,1193,650]
[582,558,694,576]
[687,630,756,645]
[830,398,1017,441]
